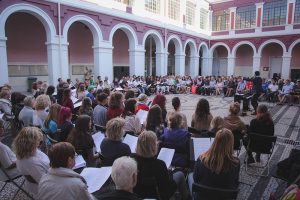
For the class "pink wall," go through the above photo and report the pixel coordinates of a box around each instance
[214,46,228,57]
[261,43,283,67]
[6,13,47,63]
[291,44,300,69]
[68,22,93,64]
[168,41,176,55]
[236,45,253,66]
[113,30,129,66]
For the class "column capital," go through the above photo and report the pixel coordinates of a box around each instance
[288,0,296,3]
[229,7,237,12]
[255,2,264,7]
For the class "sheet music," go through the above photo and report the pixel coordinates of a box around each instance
[92,132,105,152]
[192,138,214,161]
[157,148,175,168]
[71,96,79,104]
[115,87,124,91]
[0,112,4,119]
[123,134,138,153]
[73,155,86,170]
[80,167,112,193]
[136,110,148,124]
[74,101,82,108]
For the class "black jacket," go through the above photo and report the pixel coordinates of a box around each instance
[97,190,142,200]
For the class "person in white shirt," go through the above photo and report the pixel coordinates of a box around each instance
[38,142,95,200]
[278,79,293,105]
[33,95,51,127]
[12,127,50,198]
[267,79,279,102]
[19,96,35,127]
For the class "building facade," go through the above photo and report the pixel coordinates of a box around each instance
[0,0,299,91]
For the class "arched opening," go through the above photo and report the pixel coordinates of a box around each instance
[167,40,176,75]
[235,44,254,77]
[144,36,156,76]
[113,29,130,79]
[68,22,93,81]
[199,44,209,76]
[6,12,47,91]
[260,43,283,78]
[291,43,300,81]
[212,46,228,76]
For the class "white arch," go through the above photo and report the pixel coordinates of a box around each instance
[62,15,103,45]
[209,42,230,56]
[166,34,183,54]
[288,38,300,56]
[258,39,287,56]
[142,30,164,52]
[109,23,138,49]
[198,42,209,56]
[232,41,256,57]
[0,3,56,42]
[183,39,197,56]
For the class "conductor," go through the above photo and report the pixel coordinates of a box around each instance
[250,71,262,115]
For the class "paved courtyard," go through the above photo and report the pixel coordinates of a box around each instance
[1,94,299,200]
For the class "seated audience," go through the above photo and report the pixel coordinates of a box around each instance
[166,97,187,129]
[267,79,279,102]
[61,88,74,112]
[188,128,240,199]
[136,94,149,112]
[79,97,93,120]
[37,142,94,200]
[191,98,213,131]
[76,83,87,101]
[58,107,73,142]
[151,94,167,123]
[278,79,293,105]
[125,90,135,100]
[223,102,247,134]
[97,156,141,200]
[245,104,274,163]
[33,94,51,127]
[46,85,56,104]
[209,116,224,137]
[19,96,35,127]
[107,92,124,121]
[93,93,108,127]
[0,90,13,120]
[131,131,188,200]
[100,118,131,166]
[0,119,20,181]
[122,99,142,135]
[86,86,95,102]
[67,115,100,167]
[43,103,61,143]
[145,105,164,137]
[292,79,300,104]
[160,112,190,168]
[12,127,50,197]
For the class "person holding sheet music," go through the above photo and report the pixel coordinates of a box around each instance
[151,94,167,124]
[166,97,187,129]
[191,98,213,132]
[33,95,51,128]
[131,131,189,200]
[79,97,94,121]
[160,113,190,168]
[61,88,74,113]
[67,115,101,167]
[100,118,131,166]
[76,83,87,101]
[98,156,142,200]
[42,103,61,144]
[93,93,108,127]
[12,127,50,198]
[136,94,149,112]
[37,142,95,200]
[188,128,240,199]
[107,92,124,121]
[145,105,165,137]
[18,96,35,127]
[58,107,73,142]
[122,99,142,135]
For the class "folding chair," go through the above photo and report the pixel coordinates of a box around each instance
[0,163,33,199]
[244,133,277,177]
[192,183,239,200]
[188,127,213,138]
[94,124,106,133]
[232,130,243,157]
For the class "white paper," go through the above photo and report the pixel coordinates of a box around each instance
[74,101,82,108]
[136,110,148,124]
[92,132,105,152]
[0,112,4,119]
[192,138,214,161]
[115,87,124,91]
[73,155,86,170]
[123,134,138,153]
[80,167,112,193]
[71,96,79,104]
[157,148,175,168]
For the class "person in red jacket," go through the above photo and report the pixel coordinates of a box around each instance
[136,94,149,113]
[107,92,124,121]
[61,89,74,113]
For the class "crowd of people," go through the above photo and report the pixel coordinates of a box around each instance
[0,72,299,200]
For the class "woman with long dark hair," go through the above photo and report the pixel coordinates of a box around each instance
[58,106,73,142]
[121,98,142,135]
[151,94,167,123]
[107,92,124,121]
[145,104,164,137]
[191,98,213,131]
[67,115,100,166]
[61,89,74,113]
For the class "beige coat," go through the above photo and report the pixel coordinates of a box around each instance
[38,167,94,200]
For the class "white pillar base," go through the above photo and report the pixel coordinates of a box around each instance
[155,51,167,76]
[129,46,146,76]
[203,57,213,76]
[175,54,185,76]
[0,37,8,85]
[46,42,61,85]
[227,56,235,76]
[282,54,292,79]
[60,42,69,80]
[95,42,114,81]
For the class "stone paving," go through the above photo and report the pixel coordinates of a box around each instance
[1,94,299,200]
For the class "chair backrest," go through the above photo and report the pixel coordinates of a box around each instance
[248,133,277,154]
[232,130,243,151]
[94,124,106,133]
[188,127,212,138]
[192,183,239,200]
[136,176,160,199]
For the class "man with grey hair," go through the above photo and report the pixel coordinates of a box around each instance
[18,96,35,127]
[97,156,141,200]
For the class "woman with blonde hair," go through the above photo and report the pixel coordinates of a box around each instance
[43,103,62,143]
[209,116,224,136]
[132,131,189,200]
[12,127,50,197]
[188,128,240,199]
[33,94,52,127]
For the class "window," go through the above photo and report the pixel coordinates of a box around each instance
[200,8,208,29]
[168,0,180,21]
[145,0,160,14]
[212,10,230,31]
[186,1,195,26]
[235,5,256,29]
[295,0,300,24]
[263,0,287,26]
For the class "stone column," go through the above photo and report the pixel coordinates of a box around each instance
[0,37,8,85]
[190,55,200,77]
[255,2,264,33]
[175,53,185,76]
[155,50,167,76]
[60,42,69,80]
[129,46,146,76]
[95,42,114,81]
[227,55,235,76]
[203,56,213,76]
[46,42,61,85]
[253,54,261,75]
[282,53,292,79]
